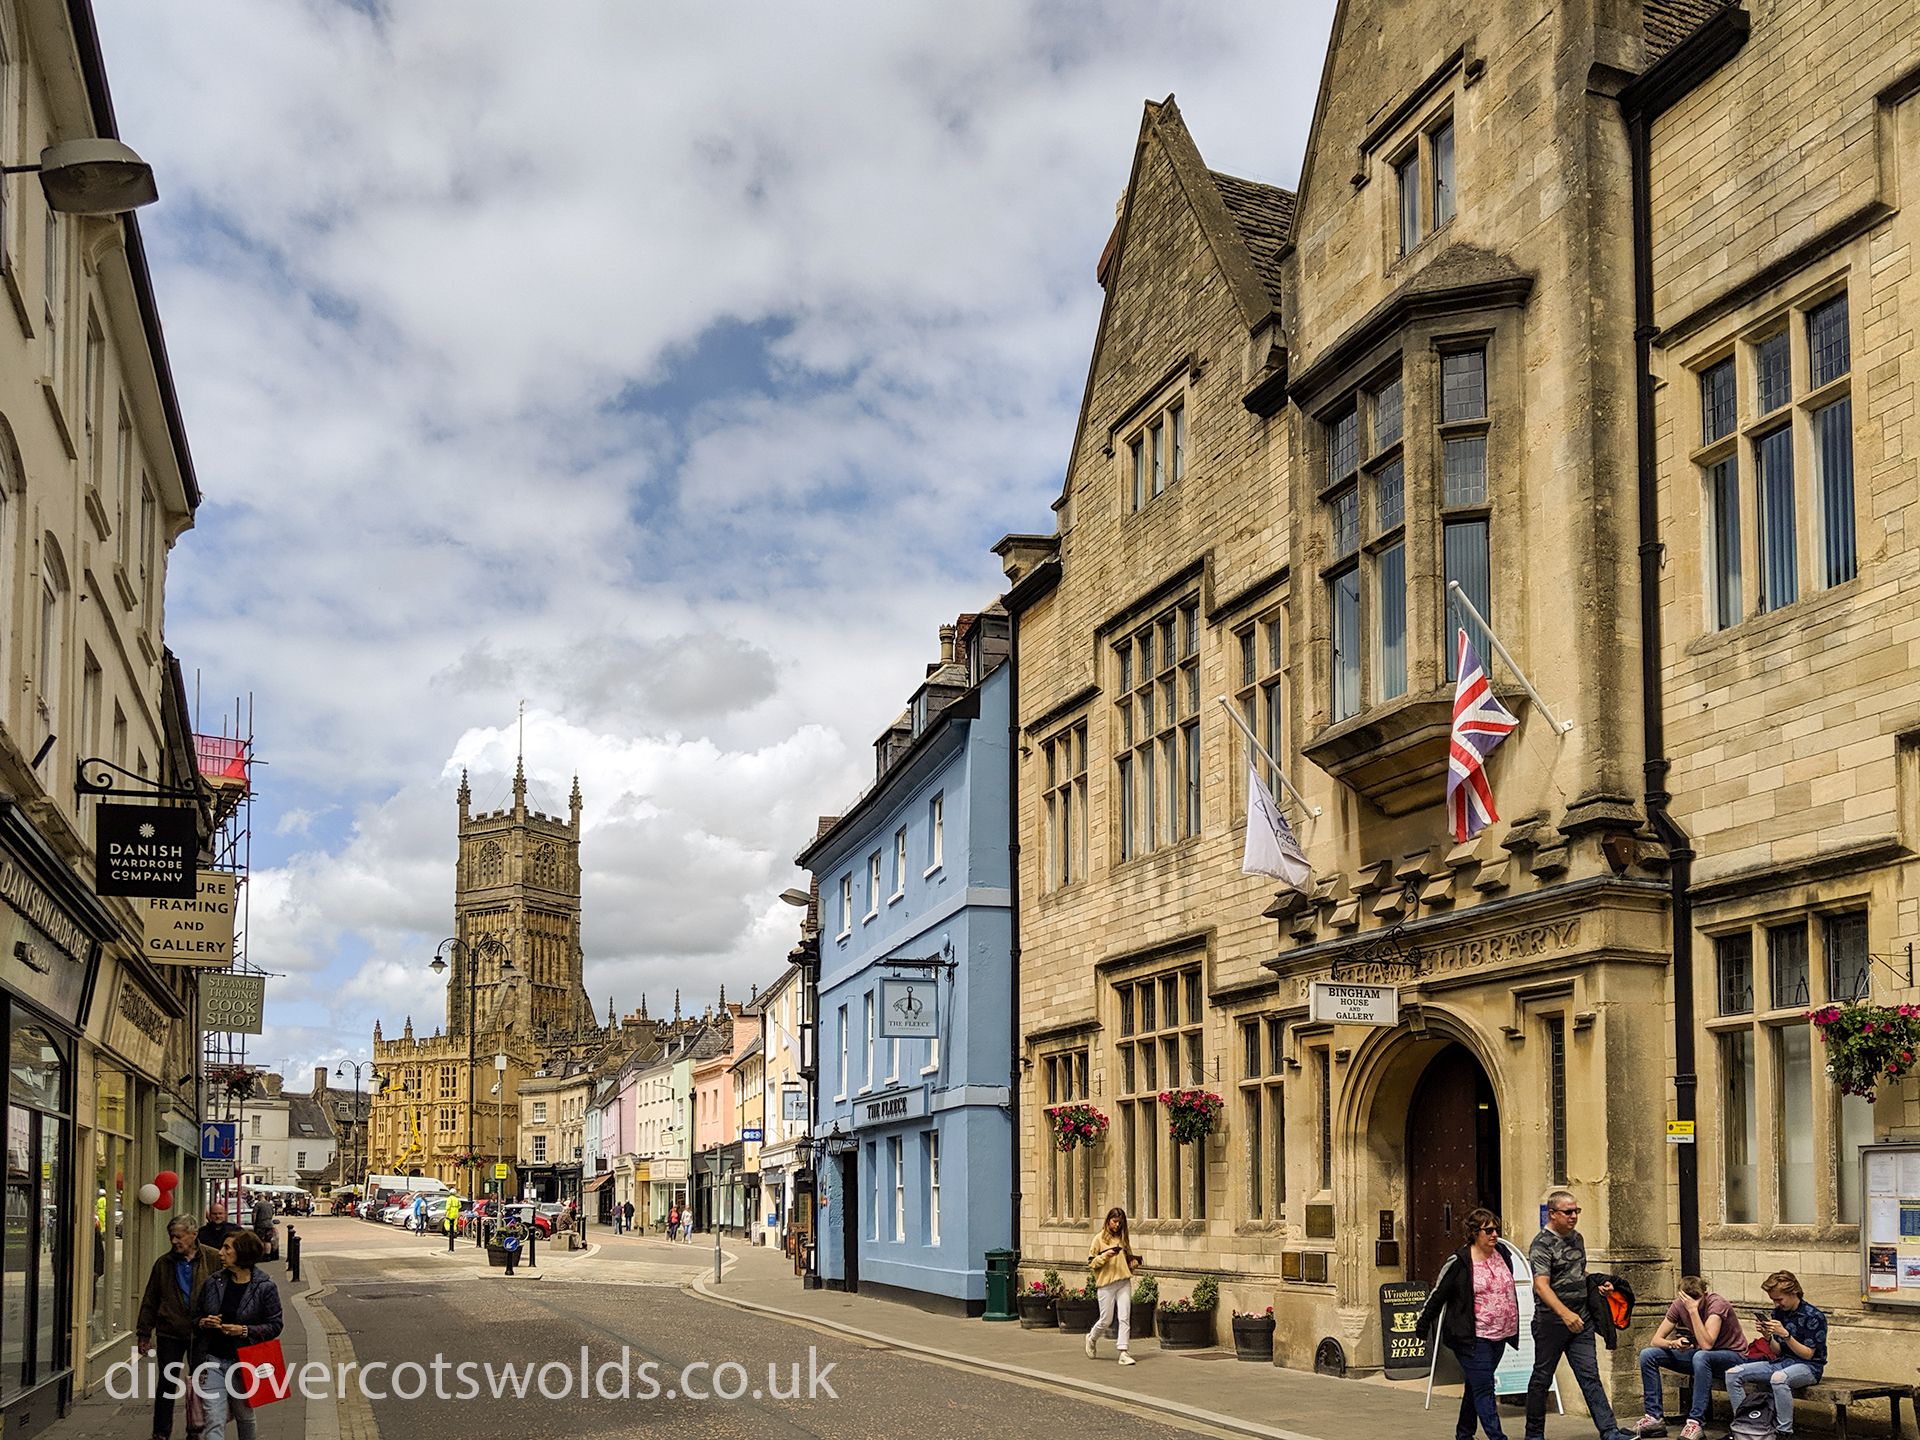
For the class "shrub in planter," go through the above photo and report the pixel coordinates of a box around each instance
[1131,1273,1158,1337]
[1232,1306,1276,1362]
[1055,1279,1098,1333]
[1017,1278,1059,1328]
[1157,1276,1219,1349]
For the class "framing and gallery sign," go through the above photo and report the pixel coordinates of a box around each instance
[95,804,198,898]
[141,870,236,967]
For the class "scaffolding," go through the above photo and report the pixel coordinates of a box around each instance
[196,691,256,1220]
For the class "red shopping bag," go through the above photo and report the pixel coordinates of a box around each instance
[233,1337,291,1405]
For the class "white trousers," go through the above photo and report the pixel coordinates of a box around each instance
[1090,1279,1132,1350]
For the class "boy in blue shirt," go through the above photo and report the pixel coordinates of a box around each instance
[1725,1271,1827,1436]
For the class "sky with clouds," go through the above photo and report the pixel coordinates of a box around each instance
[92,0,1334,1090]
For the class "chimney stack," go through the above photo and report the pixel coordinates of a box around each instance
[314,1065,329,1096]
[939,624,956,665]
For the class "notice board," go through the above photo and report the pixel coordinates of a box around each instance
[1859,1142,1920,1308]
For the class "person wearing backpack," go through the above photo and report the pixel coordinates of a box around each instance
[1724,1271,1827,1437]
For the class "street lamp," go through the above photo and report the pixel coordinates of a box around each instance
[493,1052,508,1196]
[334,1060,376,1193]
[430,935,512,1194]
[3,138,159,214]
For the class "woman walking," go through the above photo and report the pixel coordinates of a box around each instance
[1084,1207,1142,1366]
[1415,1207,1519,1440]
[191,1230,284,1440]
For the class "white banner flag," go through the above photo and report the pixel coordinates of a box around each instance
[1242,763,1310,889]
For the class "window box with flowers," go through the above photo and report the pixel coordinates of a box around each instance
[1810,1002,1920,1099]
[1232,1304,1276,1362]
[1157,1275,1218,1349]
[1018,1268,1064,1328]
[1159,1088,1224,1144]
[1046,1101,1109,1152]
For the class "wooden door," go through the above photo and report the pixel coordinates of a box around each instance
[1405,1045,1499,1284]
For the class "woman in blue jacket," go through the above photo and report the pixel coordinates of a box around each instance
[191,1229,285,1440]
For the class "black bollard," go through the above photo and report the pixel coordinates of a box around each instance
[287,1226,300,1283]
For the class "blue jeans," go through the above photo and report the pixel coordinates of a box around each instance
[196,1358,256,1440]
[1452,1337,1510,1440]
[1727,1360,1816,1433]
[1639,1344,1746,1421]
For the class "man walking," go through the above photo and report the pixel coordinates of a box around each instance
[195,1201,239,1252]
[1526,1191,1631,1440]
[136,1215,222,1440]
[623,1199,635,1236]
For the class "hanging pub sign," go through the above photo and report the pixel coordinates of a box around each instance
[140,870,237,966]
[878,977,938,1039]
[95,804,197,898]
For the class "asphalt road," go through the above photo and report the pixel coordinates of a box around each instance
[308,1221,1219,1439]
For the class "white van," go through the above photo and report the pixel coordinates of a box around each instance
[365,1174,451,1202]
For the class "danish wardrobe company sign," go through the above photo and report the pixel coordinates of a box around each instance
[95,804,198,898]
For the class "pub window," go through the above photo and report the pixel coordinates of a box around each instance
[1239,1019,1285,1220]
[1044,721,1088,887]
[1700,358,1741,629]
[1392,111,1456,259]
[1043,1048,1091,1223]
[1715,932,1753,1016]
[1115,600,1200,859]
[1116,965,1204,1220]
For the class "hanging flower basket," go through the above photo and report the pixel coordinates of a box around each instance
[1045,1102,1109,1153]
[208,1064,257,1101]
[1810,1003,1920,1100]
[1159,1088,1224,1144]
[449,1150,482,1169]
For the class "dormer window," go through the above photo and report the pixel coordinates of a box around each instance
[1393,111,1456,258]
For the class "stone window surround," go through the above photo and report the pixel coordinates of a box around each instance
[1698,887,1878,1242]
[1120,382,1190,516]
[1677,268,1859,638]
[1112,594,1203,863]
[1386,102,1458,264]
[1114,959,1208,1225]
[1296,302,1522,810]
[1041,1046,1092,1224]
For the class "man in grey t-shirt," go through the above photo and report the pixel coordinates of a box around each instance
[1525,1190,1630,1440]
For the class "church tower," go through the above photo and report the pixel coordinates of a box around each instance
[449,740,591,1041]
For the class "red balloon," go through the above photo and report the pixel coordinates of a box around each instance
[154,1193,173,1210]
[156,1171,179,1189]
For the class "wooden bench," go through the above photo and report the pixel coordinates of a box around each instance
[1665,1372,1915,1438]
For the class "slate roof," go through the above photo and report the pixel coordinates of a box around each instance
[1644,0,1734,63]
[1209,170,1296,310]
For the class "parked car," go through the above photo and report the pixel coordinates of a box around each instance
[503,1203,555,1236]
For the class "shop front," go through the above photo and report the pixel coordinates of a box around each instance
[648,1155,686,1232]
[1,804,112,1437]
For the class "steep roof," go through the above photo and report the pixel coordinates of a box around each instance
[1644,0,1735,63]
[1209,171,1295,314]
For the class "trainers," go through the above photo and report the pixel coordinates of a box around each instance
[1678,1422,1703,1440]
[1117,1352,1135,1366]
[1085,1331,1097,1358]
[1633,1420,1669,1438]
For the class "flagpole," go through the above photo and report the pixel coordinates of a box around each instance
[1215,697,1321,817]
[1445,581,1574,734]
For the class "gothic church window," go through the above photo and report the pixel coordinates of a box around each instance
[478,841,504,887]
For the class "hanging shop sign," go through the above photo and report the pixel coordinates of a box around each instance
[782,1087,809,1123]
[140,870,237,967]
[202,972,265,1035]
[95,804,198,898]
[103,970,172,1076]
[878,977,938,1039]
[1309,980,1399,1027]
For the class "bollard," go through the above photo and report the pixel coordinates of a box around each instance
[526,1217,538,1269]
[287,1227,301,1283]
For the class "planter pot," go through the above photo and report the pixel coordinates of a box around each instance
[1157,1307,1217,1350]
[1055,1297,1098,1333]
[1016,1294,1058,1329]
[485,1245,510,1268]
[1232,1315,1275,1362]
[1131,1299,1156,1338]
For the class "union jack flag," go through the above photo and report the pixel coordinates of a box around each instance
[1447,630,1519,843]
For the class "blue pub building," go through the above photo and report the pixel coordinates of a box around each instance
[799,607,1014,1314]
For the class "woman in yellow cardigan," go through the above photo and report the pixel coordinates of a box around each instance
[1085,1207,1143,1365]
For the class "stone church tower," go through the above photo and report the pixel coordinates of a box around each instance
[451,753,593,1041]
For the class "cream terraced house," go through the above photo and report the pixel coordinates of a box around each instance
[1002,0,1920,1386]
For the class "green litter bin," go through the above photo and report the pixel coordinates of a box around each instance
[983,1248,1018,1322]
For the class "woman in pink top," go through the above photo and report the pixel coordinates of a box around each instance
[1416,1207,1519,1440]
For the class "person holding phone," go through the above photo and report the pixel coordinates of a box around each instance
[1724,1272,1826,1436]
[190,1230,285,1440]
[1631,1275,1748,1439]
[1084,1207,1142,1366]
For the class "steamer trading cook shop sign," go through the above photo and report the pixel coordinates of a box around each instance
[95,803,198,898]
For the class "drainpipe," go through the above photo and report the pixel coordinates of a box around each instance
[1006,613,1023,1256]
[1620,10,1750,1276]
[1629,107,1700,1273]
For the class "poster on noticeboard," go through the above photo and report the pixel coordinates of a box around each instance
[1859,1144,1920,1307]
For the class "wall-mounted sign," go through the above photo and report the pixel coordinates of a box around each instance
[879,977,938,1039]
[852,1085,928,1130]
[741,1127,764,1143]
[1859,1144,1920,1309]
[0,851,94,1025]
[1666,1120,1696,1144]
[95,804,198,898]
[782,1087,809,1123]
[202,972,265,1034]
[1309,981,1399,1027]
[140,869,236,967]
[103,971,171,1075]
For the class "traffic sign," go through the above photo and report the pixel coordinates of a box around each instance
[493,1163,509,1179]
[741,1127,764,1143]
[203,1161,235,1180]
[201,1122,237,1162]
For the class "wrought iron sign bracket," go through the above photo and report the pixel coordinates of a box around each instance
[1869,943,1914,988]
[881,936,958,977]
[1328,914,1426,983]
[75,756,201,804]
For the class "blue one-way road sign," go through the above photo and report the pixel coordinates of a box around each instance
[201,1121,236,1161]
